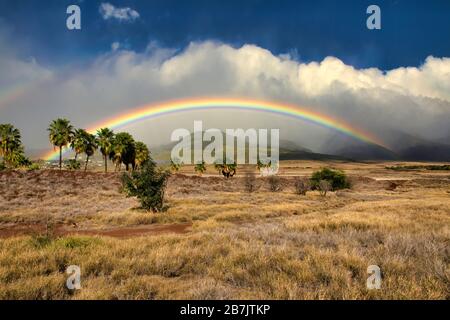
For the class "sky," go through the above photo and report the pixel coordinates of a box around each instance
[0,0,449,154]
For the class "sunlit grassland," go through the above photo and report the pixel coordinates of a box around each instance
[0,161,449,299]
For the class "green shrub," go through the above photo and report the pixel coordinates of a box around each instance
[0,162,5,171]
[121,160,171,212]
[214,160,237,178]
[65,159,81,170]
[170,159,182,172]
[30,234,54,248]
[27,163,41,171]
[55,237,101,249]
[194,161,207,175]
[5,150,31,168]
[310,168,350,191]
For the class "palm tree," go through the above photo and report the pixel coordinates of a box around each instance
[170,159,182,172]
[0,124,31,168]
[214,160,237,178]
[96,128,114,172]
[0,124,22,165]
[109,132,135,171]
[5,146,30,167]
[48,118,73,170]
[82,132,97,171]
[134,141,150,170]
[70,128,88,161]
[194,161,206,175]
[257,159,271,174]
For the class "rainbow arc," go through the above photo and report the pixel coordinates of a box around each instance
[42,98,388,160]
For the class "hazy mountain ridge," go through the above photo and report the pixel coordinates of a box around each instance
[27,131,450,162]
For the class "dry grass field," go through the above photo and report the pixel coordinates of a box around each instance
[0,161,449,299]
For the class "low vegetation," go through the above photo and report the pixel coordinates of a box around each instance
[214,162,237,178]
[194,161,207,175]
[386,164,450,171]
[0,162,448,299]
[294,178,309,195]
[170,159,182,173]
[244,172,257,193]
[318,180,332,196]
[310,167,350,191]
[65,159,81,170]
[121,160,171,212]
[268,175,282,192]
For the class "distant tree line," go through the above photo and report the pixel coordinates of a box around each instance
[47,118,150,172]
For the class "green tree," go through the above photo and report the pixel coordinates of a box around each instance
[70,128,88,161]
[4,147,31,167]
[48,118,73,170]
[121,159,171,212]
[96,128,114,172]
[194,161,206,175]
[110,132,135,171]
[0,124,22,164]
[214,160,237,178]
[82,132,98,171]
[256,159,272,173]
[134,141,150,170]
[170,158,182,172]
[0,124,30,168]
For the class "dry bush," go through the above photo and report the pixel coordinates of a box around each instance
[268,175,282,192]
[294,178,309,195]
[244,172,257,193]
[318,180,331,196]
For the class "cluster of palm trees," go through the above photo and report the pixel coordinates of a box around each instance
[0,124,30,167]
[48,118,150,172]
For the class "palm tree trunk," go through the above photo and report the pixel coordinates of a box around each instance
[84,155,89,171]
[75,153,78,161]
[59,147,62,170]
[104,154,107,173]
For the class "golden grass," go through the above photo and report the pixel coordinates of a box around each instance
[0,161,449,299]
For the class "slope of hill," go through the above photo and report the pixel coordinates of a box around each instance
[151,134,346,162]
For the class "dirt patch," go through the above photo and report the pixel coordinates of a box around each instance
[0,222,192,239]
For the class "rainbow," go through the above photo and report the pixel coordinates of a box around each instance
[42,97,388,160]
[0,85,30,110]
